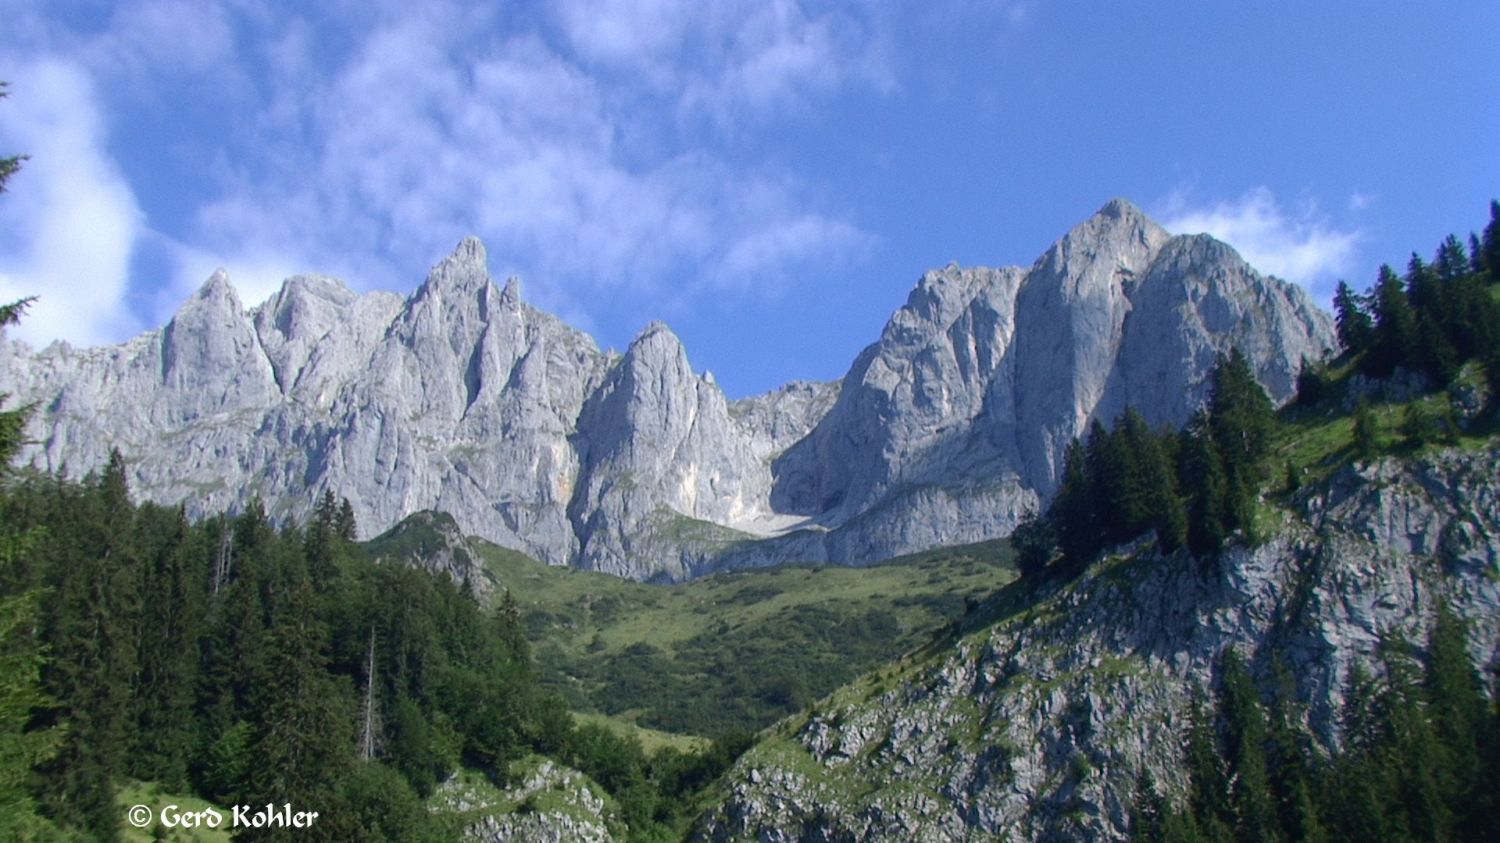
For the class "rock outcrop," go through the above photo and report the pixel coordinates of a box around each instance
[696,446,1500,841]
[0,200,1335,579]
[434,758,622,842]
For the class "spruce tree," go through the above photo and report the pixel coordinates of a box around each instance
[1368,264,1418,377]
[1481,200,1500,282]
[129,505,204,790]
[1052,439,1098,569]
[1424,603,1486,817]
[243,578,356,841]
[1434,234,1470,282]
[1333,280,1374,356]
[1219,651,1278,842]
[1180,415,1228,559]
[0,295,66,838]
[37,450,144,839]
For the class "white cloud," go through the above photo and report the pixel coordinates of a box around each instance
[182,6,880,318]
[0,59,145,348]
[3,3,886,347]
[1160,186,1361,297]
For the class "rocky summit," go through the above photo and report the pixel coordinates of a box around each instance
[0,199,1334,580]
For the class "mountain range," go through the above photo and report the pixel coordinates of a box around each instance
[0,199,1335,580]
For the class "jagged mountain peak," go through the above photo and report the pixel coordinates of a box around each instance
[414,236,492,303]
[499,276,522,307]
[2,199,1337,581]
[183,268,243,313]
[627,320,687,357]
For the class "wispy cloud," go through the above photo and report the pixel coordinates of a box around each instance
[1,2,889,347]
[0,59,145,348]
[1160,186,1361,297]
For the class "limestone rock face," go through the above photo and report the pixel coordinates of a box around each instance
[0,200,1336,579]
[766,199,1336,567]
[697,446,1500,842]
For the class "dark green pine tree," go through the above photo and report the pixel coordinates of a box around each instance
[1179,414,1228,560]
[38,449,144,840]
[1381,637,1452,841]
[1182,690,1233,841]
[1322,663,1391,841]
[1424,602,1487,830]
[1264,661,1324,843]
[1208,349,1276,474]
[304,490,341,585]
[243,577,357,841]
[129,504,204,790]
[1434,234,1471,282]
[1367,264,1419,377]
[1052,439,1099,569]
[1333,280,1374,356]
[1292,359,1330,408]
[1087,419,1134,545]
[196,505,278,801]
[1011,512,1057,579]
[1116,409,1186,552]
[1479,200,1500,282]
[0,296,67,838]
[1206,350,1275,541]
[1407,254,1461,385]
[335,497,358,542]
[1218,651,1279,843]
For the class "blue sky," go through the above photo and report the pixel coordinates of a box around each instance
[2,1,1496,398]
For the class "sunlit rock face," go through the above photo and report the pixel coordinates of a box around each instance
[0,200,1333,580]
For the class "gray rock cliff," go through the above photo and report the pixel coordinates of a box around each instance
[696,446,1500,841]
[764,199,1335,568]
[0,200,1335,579]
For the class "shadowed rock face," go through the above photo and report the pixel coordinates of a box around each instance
[0,200,1334,580]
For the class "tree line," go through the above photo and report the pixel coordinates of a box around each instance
[1331,202,1500,391]
[1013,348,1277,577]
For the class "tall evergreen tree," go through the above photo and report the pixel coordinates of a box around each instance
[130,505,203,789]
[1368,264,1418,377]
[1219,651,1279,842]
[1481,200,1500,282]
[1052,439,1098,569]
[1180,413,1228,560]
[36,450,144,839]
[243,578,357,841]
[1333,280,1374,356]
[0,294,67,839]
[1434,234,1470,282]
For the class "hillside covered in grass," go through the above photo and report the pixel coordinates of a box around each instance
[366,519,1016,738]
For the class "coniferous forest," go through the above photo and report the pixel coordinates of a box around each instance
[0,431,744,841]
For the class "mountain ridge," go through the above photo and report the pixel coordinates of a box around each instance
[0,198,1335,579]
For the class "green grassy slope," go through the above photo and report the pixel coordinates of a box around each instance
[468,538,1015,738]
